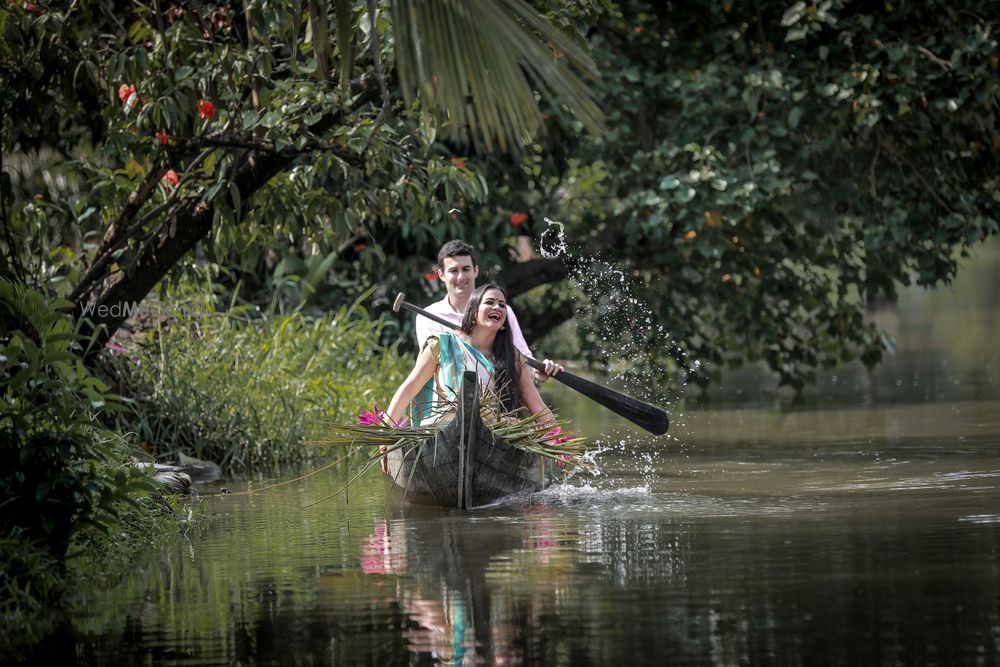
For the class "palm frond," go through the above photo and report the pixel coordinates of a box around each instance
[389,0,604,152]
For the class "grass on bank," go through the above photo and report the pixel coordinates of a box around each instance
[110,289,412,472]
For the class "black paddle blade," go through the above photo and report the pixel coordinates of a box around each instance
[528,360,669,435]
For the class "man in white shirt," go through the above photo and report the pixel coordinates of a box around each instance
[416,240,545,377]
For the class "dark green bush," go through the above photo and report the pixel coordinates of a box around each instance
[0,278,155,657]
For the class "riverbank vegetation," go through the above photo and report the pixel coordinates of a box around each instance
[110,281,410,472]
[0,279,158,659]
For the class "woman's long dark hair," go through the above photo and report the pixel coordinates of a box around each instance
[459,284,522,413]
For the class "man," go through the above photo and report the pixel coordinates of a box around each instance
[416,239,546,378]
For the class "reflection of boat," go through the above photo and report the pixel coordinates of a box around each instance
[386,370,547,508]
[362,505,546,664]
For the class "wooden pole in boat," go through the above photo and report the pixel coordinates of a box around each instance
[393,293,671,435]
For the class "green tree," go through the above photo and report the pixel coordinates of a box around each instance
[0,0,602,341]
[463,0,999,391]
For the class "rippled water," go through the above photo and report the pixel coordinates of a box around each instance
[47,244,1000,665]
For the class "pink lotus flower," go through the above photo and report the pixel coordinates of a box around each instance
[357,405,383,426]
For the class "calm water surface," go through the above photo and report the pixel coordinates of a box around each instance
[58,246,1000,665]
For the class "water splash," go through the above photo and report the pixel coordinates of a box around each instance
[538,217,568,259]
[536,217,698,442]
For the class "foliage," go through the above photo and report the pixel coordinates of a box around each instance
[0,278,151,558]
[110,284,411,472]
[0,0,602,351]
[0,277,170,658]
[0,530,64,662]
[3,0,998,402]
[459,0,1000,391]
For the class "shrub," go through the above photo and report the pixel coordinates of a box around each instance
[0,278,156,657]
[111,292,411,471]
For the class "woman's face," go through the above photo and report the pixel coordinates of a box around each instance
[476,288,507,332]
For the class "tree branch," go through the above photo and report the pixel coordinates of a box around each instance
[75,70,386,348]
[499,257,570,298]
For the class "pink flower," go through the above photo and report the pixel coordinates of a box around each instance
[357,406,382,426]
[105,341,129,354]
[543,425,571,445]
[196,99,216,119]
[357,403,408,427]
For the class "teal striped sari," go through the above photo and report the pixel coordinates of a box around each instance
[412,332,495,426]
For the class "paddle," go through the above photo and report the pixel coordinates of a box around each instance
[393,293,670,435]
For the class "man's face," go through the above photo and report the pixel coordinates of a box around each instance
[438,255,479,305]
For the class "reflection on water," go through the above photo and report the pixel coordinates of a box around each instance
[38,244,1000,665]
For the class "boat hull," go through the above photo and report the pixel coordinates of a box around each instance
[386,371,546,508]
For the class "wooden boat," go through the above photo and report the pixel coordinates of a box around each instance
[385,370,548,508]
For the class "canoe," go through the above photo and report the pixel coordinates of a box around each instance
[385,370,548,509]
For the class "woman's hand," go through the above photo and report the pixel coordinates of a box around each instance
[532,359,563,382]
[540,359,563,377]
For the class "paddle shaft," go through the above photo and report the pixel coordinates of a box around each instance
[393,295,670,435]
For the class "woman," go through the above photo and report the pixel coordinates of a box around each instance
[386,284,563,427]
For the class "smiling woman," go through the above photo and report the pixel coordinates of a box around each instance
[387,284,564,427]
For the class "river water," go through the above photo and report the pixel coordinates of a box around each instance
[60,244,999,665]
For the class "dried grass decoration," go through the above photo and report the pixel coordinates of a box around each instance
[311,388,590,495]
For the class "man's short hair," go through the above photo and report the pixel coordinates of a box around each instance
[436,239,477,268]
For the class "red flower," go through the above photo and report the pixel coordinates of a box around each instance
[450,157,466,167]
[118,83,136,104]
[721,273,732,283]
[510,212,529,227]
[23,2,44,15]
[196,99,216,119]
[425,271,440,282]
[155,131,171,146]
[161,169,179,187]
[353,242,368,253]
